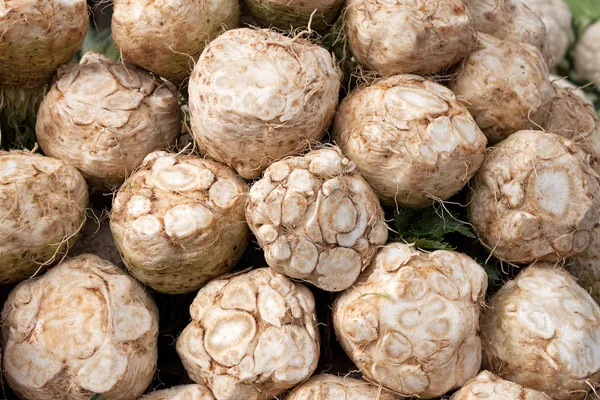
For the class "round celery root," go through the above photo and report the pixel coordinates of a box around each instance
[286,374,399,399]
[480,264,600,400]
[176,268,319,400]
[36,52,181,192]
[1,254,159,400]
[468,130,600,264]
[247,0,343,31]
[110,151,249,295]
[344,0,474,76]
[0,151,88,284]
[448,33,554,144]
[450,371,552,400]
[72,207,124,268]
[574,21,600,91]
[334,74,487,207]
[568,228,600,304]
[549,74,591,104]
[246,147,388,292]
[463,0,548,61]
[112,0,239,82]
[0,0,88,87]
[141,385,215,400]
[521,0,571,68]
[333,243,488,398]
[189,28,340,179]
[543,84,600,171]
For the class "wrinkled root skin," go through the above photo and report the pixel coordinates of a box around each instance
[543,84,600,173]
[334,74,487,207]
[450,371,552,400]
[110,151,249,294]
[1,254,159,400]
[36,52,181,192]
[140,384,215,400]
[344,0,474,76]
[333,243,488,398]
[72,207,124,268]
[0,0,89,87]
[286,374,400,399]
[468,131,600,264]
[0,151,88,284]
[189,28,341,179]
[575,21,600,91]
[449,33,554,144]
[176,268,320,400]
[568,227,600,305]
[112,0,239,82]
[246,147,388,292]
[480,265,600,400]
[246,0,344,31]
[463,0,550,63]
[521,0,571,68]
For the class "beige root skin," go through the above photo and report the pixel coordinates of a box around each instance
[334,74,487,208]
[189,28,341,180]
[247,0,343,31]
[35,52,181,192]
[480,264,600,400]
[286,374,400,399]
[176,268,320,400]
[543,84,600,172]
[0,151,88,284]
[112,0,239,82]
[549,74,592,104]
[462,0,549,63]
[575,21,600,91]
[110,151,249,295]
[568,227,600,305]
[521,0,571,68]
[71,207,124,268]
[246,147,388,292]
[344,0,474,76]
[333,243,488,399]
[468,130,600,264]
[0,0,89,87]
[1,254,159,400]
[449,371,552,400]
[140,385,215,400]
[449,33,554,144]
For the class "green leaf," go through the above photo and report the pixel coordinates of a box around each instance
[405,237,454,250]
[91,395,106,400]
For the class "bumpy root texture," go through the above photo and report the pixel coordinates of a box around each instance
[550,74,592,105]
[247,0,344,31]
[568,227,600,304]
[189,28,341,180]
[1,254,159,400]
[480,264,600,400]
[110,151,249,294]
[448,33,554,144]
[112,0,239,82]
[344,0,474,76]
[176,268,320,400]
[35,52,181,192]
[71,207,124,268]
[575,21,600,91]
[462,0,549,63]
[286,374,400,399]
[543,84,600,172]
[141,385,215,400]
[334,74,487,207]
[521,0,571,68]
[0,151,88,284]
[468,130,600,264]
[449,371,552,400]
[0,0,89,87]
[333,243,488,398]
[246,147,388,292]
